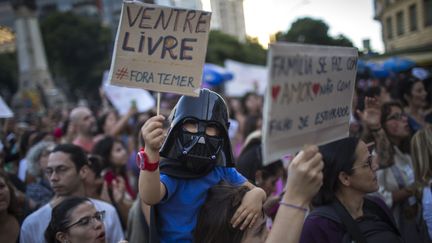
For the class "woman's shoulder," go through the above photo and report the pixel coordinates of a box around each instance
[300,211,344,243]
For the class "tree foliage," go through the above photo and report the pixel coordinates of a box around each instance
[40,12,112,101]
[206,30,266,66]
[276,17,354,47]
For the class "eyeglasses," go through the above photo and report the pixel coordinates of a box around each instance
[65,210,105,230]
[351,155,373,171]
[386,113,407,122]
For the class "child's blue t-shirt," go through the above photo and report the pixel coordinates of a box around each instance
[157,166,247,243]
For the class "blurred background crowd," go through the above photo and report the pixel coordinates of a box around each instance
[0,0,431,242]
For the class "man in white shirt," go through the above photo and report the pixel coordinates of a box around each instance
[20,144,124,243]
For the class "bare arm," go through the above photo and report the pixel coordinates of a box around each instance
[138,115,166,205]
[371,128,394,168]
[108,107,137,137]
[357,97,394,168]
[266,146,323,243]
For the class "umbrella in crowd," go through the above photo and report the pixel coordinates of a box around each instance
[356,59,368,75]
[366,61,390,78]
[202,63,234,86]
[382,56,416,73]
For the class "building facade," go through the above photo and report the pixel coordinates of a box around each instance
[374,0,432,65]
[210,0,246,42]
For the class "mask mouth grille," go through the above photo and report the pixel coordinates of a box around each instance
[189,143,210,159]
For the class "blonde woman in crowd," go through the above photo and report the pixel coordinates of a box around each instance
[411,126,432,238]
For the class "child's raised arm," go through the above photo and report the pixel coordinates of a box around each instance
[230,181,266,230]
[138,115,167,205]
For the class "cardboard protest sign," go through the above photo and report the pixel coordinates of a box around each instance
[108,1,211,97]
[262,43,358,165]
[0,96,13,118]
[224,59,267,97]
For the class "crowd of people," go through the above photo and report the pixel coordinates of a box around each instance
[0,66,431,243]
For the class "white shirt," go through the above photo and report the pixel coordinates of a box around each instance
[20,198,124,243]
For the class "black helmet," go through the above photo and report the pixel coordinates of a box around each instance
[160,89,234,173]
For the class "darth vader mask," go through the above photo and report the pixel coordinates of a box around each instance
[160,89,234,173]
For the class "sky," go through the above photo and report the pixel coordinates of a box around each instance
[241,0,384,53]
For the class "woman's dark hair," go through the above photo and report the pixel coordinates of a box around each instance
[87,154,104,178]
[240,92,259,115]
[96,110,117,135]
[0,171,21,220]
[312,137,359,207]
[242,115,262,140]
[194,182,250,243]
[45,197,91,243]
[236,138,283,183]
[398,76,422,106]
[92,136,126,174]
[51,144,88,172]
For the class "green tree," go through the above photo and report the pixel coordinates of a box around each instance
[40,12,112,102]
[206,30,266,66]
[276,17,354,47]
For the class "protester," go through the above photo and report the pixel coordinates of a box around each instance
[194,182,267,243]
[82,155,104,200]
[410,127,432,239]
[236,131,284,219]
[242,114,262,142]
[299,137,402,243]
[96,107,136,139]
[376,101,431,242]
[0,171,21,243]
[194,145,324,243]
[20,144,123,243]
[356,97,394,168]
[266,145,323,243]
[92,136,135,228]
[69,107,98,153]
[25,141,55,210]
[398,77,431,133]
[125,196,150,243]
[241,92,262,118]
[45,197,106,243]
[138,88,266,242]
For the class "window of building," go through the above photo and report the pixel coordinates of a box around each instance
[386,16,393,39]
[409,4,418,31]
[425,0,432,26]
[396,11,404,35]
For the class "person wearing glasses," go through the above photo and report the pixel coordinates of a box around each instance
[375,101,432,242]
[300,137,402,243]
[20,144,124,243]
[45,197,106,243]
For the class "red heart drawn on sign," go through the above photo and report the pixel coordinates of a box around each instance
[272,85,281,101]
[312,83,320,96]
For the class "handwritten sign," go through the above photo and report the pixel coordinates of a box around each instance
[262,43,358,165]
[108,1,211,97]
[0,96,13,118]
